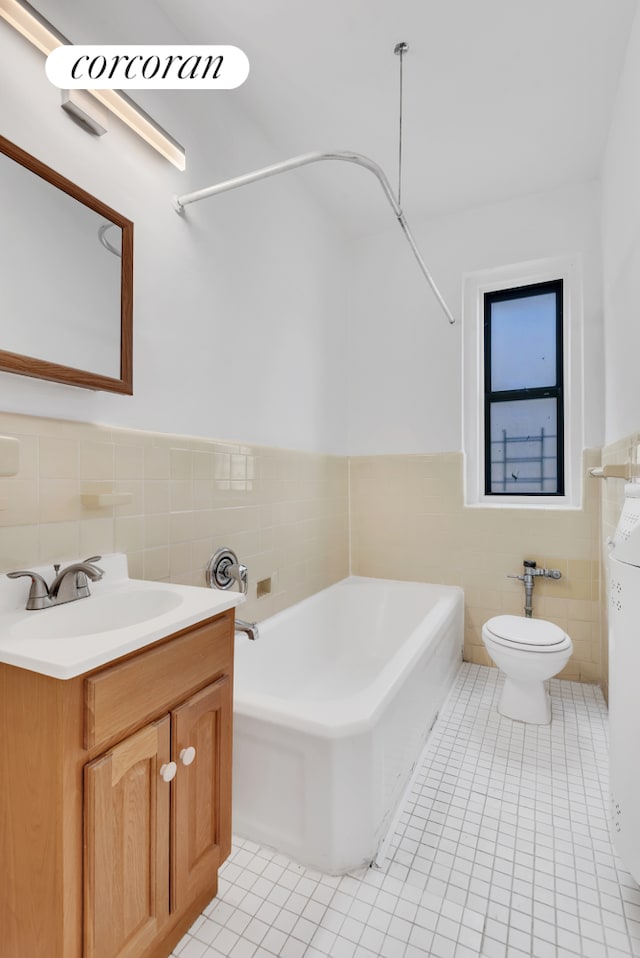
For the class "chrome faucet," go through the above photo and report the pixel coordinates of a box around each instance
[49,556,104,604]
[222,560,248,596]
[206,547,259,639]
[234,618,260,641]
[206,548,248,595]
[7,555,104,610]
[507,559,562,617]
[6,570,52,610]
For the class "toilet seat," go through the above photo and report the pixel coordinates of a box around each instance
[483,615,571,654]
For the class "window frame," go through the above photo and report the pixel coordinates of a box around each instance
[483,279,565,497]
[462,256,584,510]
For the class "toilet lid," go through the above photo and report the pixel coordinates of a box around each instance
[485,615,568,648]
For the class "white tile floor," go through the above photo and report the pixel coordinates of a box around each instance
[173,664,640,958]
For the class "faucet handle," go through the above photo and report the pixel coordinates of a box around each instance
[83,555,102,564]
[236,563,248,595]
[8,569,40,579]
[7,570,48,590]
[207,548,248,594]
[6,570,51,609]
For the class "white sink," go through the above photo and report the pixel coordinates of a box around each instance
[0,553,244,679]
[8,588,185,640]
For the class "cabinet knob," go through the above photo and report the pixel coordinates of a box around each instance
[180,746,196,766]
[159,761,177,783]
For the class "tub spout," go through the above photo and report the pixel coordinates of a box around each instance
[236,617,259,640]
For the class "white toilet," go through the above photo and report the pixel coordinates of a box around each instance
[481,614,573,724]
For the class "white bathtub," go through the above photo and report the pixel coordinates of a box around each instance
[232,576,464,874]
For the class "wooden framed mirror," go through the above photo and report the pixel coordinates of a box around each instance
[0,135,133,394]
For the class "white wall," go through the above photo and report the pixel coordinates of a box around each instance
[0,16,350,455]
[348,181,604,455]
[0,2,612,461]
[602,4,640,444]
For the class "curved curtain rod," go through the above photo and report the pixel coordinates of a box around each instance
[98,222,122,258]
[173,150,455,325]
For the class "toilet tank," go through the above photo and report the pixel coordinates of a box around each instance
[609,486,640,883]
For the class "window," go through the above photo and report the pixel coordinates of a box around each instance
[463,256,583,509]
[484,280,564,496]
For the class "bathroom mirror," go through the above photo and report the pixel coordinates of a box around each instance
[0,135,133,393]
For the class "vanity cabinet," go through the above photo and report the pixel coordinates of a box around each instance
[85,717,171,958]
[84,676,231,958]
[0,609,234,958]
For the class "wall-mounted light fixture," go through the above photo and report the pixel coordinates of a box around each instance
[0,0,186,170]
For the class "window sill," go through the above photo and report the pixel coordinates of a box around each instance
[465,497,582,510]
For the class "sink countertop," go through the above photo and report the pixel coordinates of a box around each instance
[0,553,243,680]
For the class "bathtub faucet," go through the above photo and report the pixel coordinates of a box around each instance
[507,559,562,618]
[206,546,259,639]
[225,561,248,595]
[235,617,259,641]
[206,547,248,595]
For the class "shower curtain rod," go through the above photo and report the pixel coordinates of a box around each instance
[173,150,456,325]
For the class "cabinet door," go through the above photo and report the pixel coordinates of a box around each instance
[171,675,232,913]
[84,717,171,958]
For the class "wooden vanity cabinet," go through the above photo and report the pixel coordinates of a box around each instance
[0,609,234,958]
[84,716,172,958]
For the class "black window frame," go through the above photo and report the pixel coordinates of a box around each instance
[483,279,564,497]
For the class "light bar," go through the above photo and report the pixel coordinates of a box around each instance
[0,0,186,170]
[90,88,185,170]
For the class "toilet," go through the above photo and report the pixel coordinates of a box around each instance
[481,615,573,724]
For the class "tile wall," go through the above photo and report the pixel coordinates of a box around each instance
[350,451,602,683]
[0,412,349,623]
[0,409,608,687]
[598,432,640,703]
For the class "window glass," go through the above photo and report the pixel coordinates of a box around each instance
[488,397,558,494]
[490,292,557,391]
[484,279,563,497]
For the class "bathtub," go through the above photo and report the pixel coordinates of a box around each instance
[232,576,464,874]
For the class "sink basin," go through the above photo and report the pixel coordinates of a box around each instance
[0,553,244,679]
[9,588,184,640]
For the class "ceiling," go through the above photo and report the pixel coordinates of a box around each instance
[38,0,639,233]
